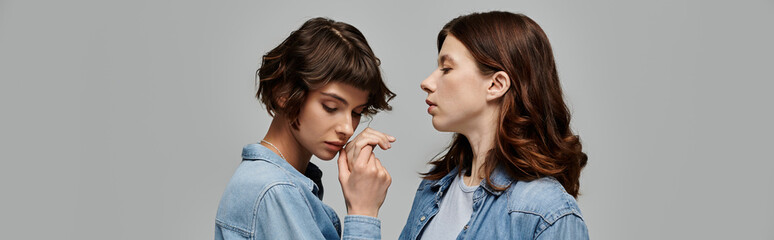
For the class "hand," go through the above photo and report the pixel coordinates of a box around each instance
[344,127,396,170]
[337,146,392,218]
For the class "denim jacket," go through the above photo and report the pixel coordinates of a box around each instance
[215,144,381,240]
[399,167,588,240]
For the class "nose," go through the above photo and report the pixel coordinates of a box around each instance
[420,70,436,94]
[335,114,355,139]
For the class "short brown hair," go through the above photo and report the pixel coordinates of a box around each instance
[424,12,588,197]
[256,17,394,123]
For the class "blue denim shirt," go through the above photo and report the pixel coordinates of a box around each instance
[399,167,588,240]
[215,144,381,240]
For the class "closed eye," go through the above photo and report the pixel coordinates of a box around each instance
[322,104,337,113]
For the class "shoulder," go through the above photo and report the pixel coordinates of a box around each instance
[415,178,436,191]
[226,159,293,192]
[216,160,302,233]
[506,176,584,224]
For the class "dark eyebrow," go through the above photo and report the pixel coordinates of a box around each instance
[321,92,368,108]
[321,92,348,105]
[438,54,455,66]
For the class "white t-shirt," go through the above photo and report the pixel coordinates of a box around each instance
[420,173,479,240]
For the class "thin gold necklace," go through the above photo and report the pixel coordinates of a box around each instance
[261,139,286,161]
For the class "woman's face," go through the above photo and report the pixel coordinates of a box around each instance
[421,35,490,133]
[292,82,368,160]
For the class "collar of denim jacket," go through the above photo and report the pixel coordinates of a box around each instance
[430,167,460,195]
[241,143,319,195]
[479,166,515,196]
[431,165,514,196]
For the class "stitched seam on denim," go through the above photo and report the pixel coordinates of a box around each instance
[343,217,381,239]
[531,213,583,240]
[509,205,579,223]
[253,157,316,192]
[506,178,581,220]
[215,218,252,237]
[322,206,342,235]
[244,144,315,190]
[509,209,549,222]
[342,237,379,240]
[252,182,299,233]
[345,216,381,225]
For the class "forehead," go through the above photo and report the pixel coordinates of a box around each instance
[313,81,369,106]
[438,35,475,65]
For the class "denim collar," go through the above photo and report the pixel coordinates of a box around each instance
[431,165,514,196]
[241,143,321,197]
[480,166,515,195]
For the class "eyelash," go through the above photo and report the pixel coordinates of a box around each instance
[323,104,363,117]
[441,67,451,74]
[323,105,336,113]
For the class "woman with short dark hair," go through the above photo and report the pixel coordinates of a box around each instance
[215,17,396,240]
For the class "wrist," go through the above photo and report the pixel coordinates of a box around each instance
[347,207,378,218]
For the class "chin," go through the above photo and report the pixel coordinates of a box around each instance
[432,118,463,133]
[431,118,450,132]
[314,150,337,161]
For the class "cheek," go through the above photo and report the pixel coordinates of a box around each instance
[297,103,327,134]
[441,80,472,107]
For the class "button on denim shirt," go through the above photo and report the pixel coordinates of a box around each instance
[399,167,588,240]
[215,144,381,240]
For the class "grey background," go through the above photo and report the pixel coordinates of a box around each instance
[1,0,773,239]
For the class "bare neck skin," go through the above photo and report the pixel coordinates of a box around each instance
[460,104,500,187]
[261,115,312,173]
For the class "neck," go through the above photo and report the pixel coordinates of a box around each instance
[262,115,312,173]
[461,104,499,187]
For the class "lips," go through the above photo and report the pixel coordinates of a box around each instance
[325,141,345,151]
[426,99,437,114]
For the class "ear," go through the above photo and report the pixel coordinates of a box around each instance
[486,71,511,101]
[276,96,288,108]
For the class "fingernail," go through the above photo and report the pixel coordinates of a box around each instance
[388,136,396,141]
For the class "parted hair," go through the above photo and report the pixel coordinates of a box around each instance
[256,17,394,124]
[423,11,588,198]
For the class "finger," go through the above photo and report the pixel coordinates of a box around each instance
[371,156,382,172]
[364,128,396,143]
[345,141,361,170]
[355,134,391,151]
[354,145,374,169]
[373,157,392,186]
[373,156,388,174]
[368,154,380,173]
[349,137,379,163]
[337,148,350,178]
[372,155,383,168]
[366,131,395,150]
[346,143,356,169]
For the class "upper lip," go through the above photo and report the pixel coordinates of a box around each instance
[426,99,436,106]
[325,141,345,147]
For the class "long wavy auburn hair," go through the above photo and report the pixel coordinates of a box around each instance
[423,11,588,198]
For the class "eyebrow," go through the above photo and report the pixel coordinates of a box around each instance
[438,54,455,66]
[321,92,368,107]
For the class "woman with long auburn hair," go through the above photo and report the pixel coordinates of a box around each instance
[399,11,589,239]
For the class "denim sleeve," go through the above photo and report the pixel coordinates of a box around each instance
[254,184,329,239]
[535,214,589,240]
[343,215,381,240]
